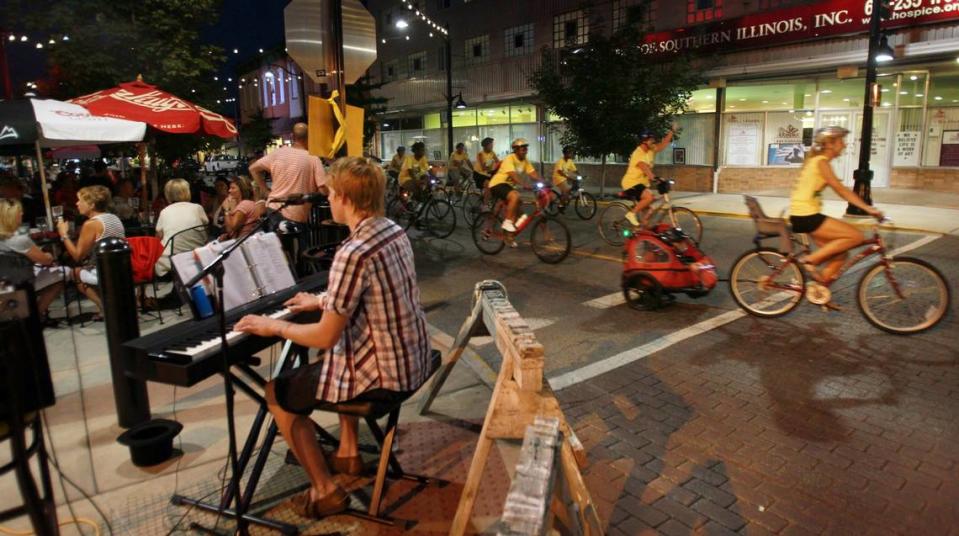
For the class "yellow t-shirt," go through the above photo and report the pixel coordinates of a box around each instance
[449,151,470,168]
[476,150,498,174]
[552,158,577,185]
[621,145,656,190]
[489,154,535,188]
[790,155,829,216]
[399,155,430,185]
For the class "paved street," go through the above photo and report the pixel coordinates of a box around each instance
[412,206,959,535]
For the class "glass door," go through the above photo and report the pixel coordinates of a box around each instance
[817,111,855,186]
[852,110,892,188]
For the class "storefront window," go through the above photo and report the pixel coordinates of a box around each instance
[477,106,511,125]
[477,125,511,157]
[895,108,923,167]
[421,129,445,160]
[655,114,716,166]
[725,82,813,112]
[897,72,928,108]
[764,111,814,165]
[929,72,959,107]
[510,104,537,123]
[424,112,441,129]
[453,127,480,155]
[817,78,866,109]
[452,109,477,127]
[686,88,717,113]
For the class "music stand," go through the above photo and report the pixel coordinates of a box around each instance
[181,202,298,535]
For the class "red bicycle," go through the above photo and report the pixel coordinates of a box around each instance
[730,196,950,334]
[471,181,572,264]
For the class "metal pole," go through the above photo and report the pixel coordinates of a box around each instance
[847,4,881,216]
[0,31,13,100]
[96,238,151,428]
[34,142,53,230]
[445,27,454,156]
[330,0,348,157]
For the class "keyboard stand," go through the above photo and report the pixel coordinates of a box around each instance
[172,340,336,535]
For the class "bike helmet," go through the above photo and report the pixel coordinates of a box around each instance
[511,138,529,149]
[639,129,656,141]
[814,126,849,142]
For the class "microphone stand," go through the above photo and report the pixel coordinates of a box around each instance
[182,200,296,536]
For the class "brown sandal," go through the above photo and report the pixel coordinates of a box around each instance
[289,487,349,519]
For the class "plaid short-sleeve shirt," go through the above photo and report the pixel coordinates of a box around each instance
[315,217,431,402]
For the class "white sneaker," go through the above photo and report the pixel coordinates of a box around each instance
[625,212,640,227]
[501,219,517,233]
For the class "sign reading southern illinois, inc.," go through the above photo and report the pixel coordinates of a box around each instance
[642,0,959,55]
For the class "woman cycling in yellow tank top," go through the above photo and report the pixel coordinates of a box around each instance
[789,126,883,283]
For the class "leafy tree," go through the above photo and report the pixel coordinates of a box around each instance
[5,0,229,180]
[239,111,276,156]
[530,3,704,195]
[346,74,390,155]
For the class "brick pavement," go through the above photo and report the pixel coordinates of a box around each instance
[555,311,959,536]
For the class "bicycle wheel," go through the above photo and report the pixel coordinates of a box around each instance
[462,192,484,227]
[729,248,805,317]
[530,216,571,264]
[387,197,414,229]
[471,211,506,255]
[425,199,457,238]
[670,207,703,243]
[598,201,631,246]
[857,257,950,334]
[574,191,597,220]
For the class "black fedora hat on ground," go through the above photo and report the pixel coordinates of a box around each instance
[117,419,183,467]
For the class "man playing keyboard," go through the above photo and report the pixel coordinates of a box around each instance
[235,157,431,519]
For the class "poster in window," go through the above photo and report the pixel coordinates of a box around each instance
[893,131,920,167]
[726,122,760,166]
[767,143,805,165]
[940,131,959,167]
[673,147,686,165]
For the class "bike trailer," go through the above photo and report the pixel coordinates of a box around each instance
[622,223,717,306]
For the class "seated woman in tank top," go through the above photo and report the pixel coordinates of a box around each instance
[788,126,883,285]
[56,185,125,319]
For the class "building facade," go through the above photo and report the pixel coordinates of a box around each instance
[366,0,959,193]
[237,53,318,153]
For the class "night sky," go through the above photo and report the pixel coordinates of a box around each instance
[6,0,288,99]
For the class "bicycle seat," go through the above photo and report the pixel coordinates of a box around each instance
[743,195,791,253]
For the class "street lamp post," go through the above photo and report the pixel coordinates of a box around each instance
[445,27,454,156]
[846,2,891,216]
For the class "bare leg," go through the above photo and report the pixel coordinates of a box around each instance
[632,190,655,225]
[78,283,103,314]
[505,190,522,222]
[265,382,338,499]
[806,217,864,280]
[36,282,64,316]
[336,415,359,458]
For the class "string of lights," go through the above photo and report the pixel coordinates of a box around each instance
[394,1,448,39]
[4,32,70,50]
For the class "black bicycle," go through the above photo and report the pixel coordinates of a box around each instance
[386,185,457,238]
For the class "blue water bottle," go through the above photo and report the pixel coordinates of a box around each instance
[190,284,215,319]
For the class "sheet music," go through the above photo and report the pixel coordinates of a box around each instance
[241,233,295,296]
[170,250,202,292]
[194,240,261,311]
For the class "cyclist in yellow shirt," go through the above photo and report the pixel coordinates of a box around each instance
[448,142,473,189]
[474,137,499,191]
[552,146,577,208]
[399,142,431,198]
[790,127,882,282]
[387,146,406,178]
[489,138,540,233]
[621,126,675,227]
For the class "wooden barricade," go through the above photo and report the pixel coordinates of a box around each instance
[419,281,602,536]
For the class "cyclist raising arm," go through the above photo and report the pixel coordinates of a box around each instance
[790,127,882,282]
[622,125,675,227]
[489,138,539,233]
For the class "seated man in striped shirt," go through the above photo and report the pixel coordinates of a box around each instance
[236,156,432,519]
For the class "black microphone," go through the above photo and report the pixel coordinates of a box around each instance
[273,192,327,205]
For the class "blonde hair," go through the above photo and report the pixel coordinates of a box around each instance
[0,198,23,240]
[327,157,385,217]
[805,126,849,162]
[78,185,112,212]
[164,178,191,203]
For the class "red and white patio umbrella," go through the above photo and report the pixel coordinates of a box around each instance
[70,76,237,138]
